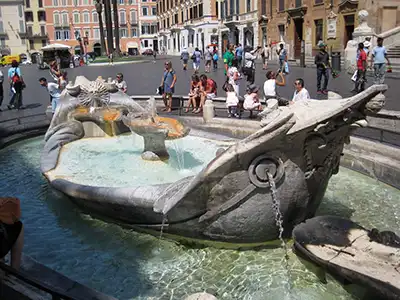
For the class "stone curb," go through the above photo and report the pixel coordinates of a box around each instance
[88,59,152,66]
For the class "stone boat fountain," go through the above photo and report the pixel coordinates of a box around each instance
[41,75,387,246]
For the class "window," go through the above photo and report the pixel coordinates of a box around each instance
[278,0,285,12]
[25,12,34,22]
[119,10,126,24]
[152,7,157,16]
[142,7,148,16]
[42,39,47,46]
[19,20,25,33]
[18,5,23,17]
[130,10,137,23]
[141,24,149,34]
[54,12,60,25]
[74,0,79,6]
[27,26,33,36]
[40,25,46,35]
[62,0,67,5]
[74,12,80,23]
[29,40,34,49]
[83,11,90,23]
[0,38,5,47]
[38,0,43,7]
[53,0,58,5]
[314,19,323,45]
[93,28,100,39]
[63,30,70,39]
[83,0,89,4]
[62,12,69,25]
[119,28,127,37]
[295,0,301,7]
[38,11,46,22]
[142,0,147,2]
[92,11,98,22]
[129,0,136,3]
[261,0,266,15]
[26,0,30,8]
[181,11,183,23]
[174,13,178,24]
[0,22,4,33]
[144,40,148,47]
[55,30,62,40]
[119,0,124,3]
[199,3,203,17]
[131,27,137,37]
[229,0,233,15]
[151,24,157,34]
[247,0,251,12]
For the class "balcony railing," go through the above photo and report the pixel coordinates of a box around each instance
[130,19,138,25]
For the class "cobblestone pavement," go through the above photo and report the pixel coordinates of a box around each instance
[0,55,397,124]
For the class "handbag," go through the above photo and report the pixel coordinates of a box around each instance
[284,62,290,74]
[222,77,230,92]
[351,70,358,82]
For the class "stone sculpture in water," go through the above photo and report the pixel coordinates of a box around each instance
[41,75,387,246]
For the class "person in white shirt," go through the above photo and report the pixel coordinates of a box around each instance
[243,46,262,84]
[263,70,288,106]
[39,77,61,113]
[225,83,239,118]
[262,44,271,70]
[227,58,241,96]
[113,73,128,93]
[291,78,310,103]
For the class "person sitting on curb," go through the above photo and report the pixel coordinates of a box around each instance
[113,73,128,93]
[263,70,288,106]
[291,78,310,104]
[244,84,262,118]
[186,74,201,113]
[197,74,217,114]
[0,197,24,270]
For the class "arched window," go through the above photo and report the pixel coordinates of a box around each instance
[119,9,126,24]
[92,10,98,23]
[82,10,90,23]
[53,11,60,25]
[53,0,58,6]
[130,9,137,23]
[73,11,80,24]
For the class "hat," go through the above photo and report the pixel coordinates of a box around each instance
[247,84,259,93]
[364,41,371,48]
[318,41,326,48]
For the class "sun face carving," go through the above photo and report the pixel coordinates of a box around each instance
[77,80,110,108]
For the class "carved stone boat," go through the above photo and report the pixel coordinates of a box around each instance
[41,75,387,246]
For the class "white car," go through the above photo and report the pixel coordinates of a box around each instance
[21,59,32,65]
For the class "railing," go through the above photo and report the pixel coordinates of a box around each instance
[0,261,76,300]
[378,26,400,48]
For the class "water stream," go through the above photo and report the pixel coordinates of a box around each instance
[171,140,185,170]
[267,172,292,297]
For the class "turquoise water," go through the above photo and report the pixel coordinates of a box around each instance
[49,134,225,187]
[0,136,399,299]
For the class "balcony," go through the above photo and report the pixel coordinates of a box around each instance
[223,15,239,27]
[286,5,307,19]
[130,19,138,25]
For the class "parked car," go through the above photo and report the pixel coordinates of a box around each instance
[142,49,154,56]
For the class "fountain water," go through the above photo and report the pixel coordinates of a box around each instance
[267,172,292,296]
[171,140,185,170]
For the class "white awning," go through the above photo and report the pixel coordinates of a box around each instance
[41,43,71,51]
[126,41,139,48]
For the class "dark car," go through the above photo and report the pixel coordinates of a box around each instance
[142,49,154,56]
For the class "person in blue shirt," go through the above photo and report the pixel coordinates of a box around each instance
[276,43,287,73]
[7,60,24,110]
[371,37,391,84]
[235,44,243,66]
[160,61,177,112]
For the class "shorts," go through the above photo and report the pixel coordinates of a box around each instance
[193,62,200,69]
[206,93,216,100]
[183,59,188,64]
[0,221,22,258]
[52,97,60,113]
[164,92,173,97]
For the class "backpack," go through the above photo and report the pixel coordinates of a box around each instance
[11,68,21,83]
[213,53,218,61]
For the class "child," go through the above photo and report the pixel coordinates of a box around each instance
[225,83,239,118]
[243,84,262,118]
[213,52,219,70]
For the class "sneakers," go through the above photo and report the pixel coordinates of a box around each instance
[317,90,323,95]
[322,90,328,95]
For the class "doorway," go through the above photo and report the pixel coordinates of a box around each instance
[222,33,229,53]
[344,14,355,47]
[294,19,303,59]
[153,39,158,52]
[93,43,101,56]
[244,28,254,47]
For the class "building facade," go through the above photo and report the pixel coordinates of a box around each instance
[139,0,158,51]
[24,0,50,55]
[44,0,142,55]
[157,0,219,55]
[0,0,28,56]
[359,0,400,34]
[257,0,363,60]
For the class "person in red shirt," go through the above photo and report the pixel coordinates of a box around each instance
[353,42,368,93]
[195,74,217,114]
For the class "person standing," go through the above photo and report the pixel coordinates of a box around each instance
[39,77,61,114]
[204,46,213,73]
[108,52,113,66]
[262,44,271,70]
[314,42,330,95]
[180,47,189,70]
[227,58,241,96]
[276,43,287,73]
[0,69,3,111]
[7,60,24,110]
[352,43,368,93]
[371,37,391,84]
[160,61,177,112]
[243,46,260,84]
[192,48,202,72]
[235,43,243,66]
[291,78,310,103]
[223,45,235,76]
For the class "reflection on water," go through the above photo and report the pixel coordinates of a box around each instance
[0,137,399,299]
